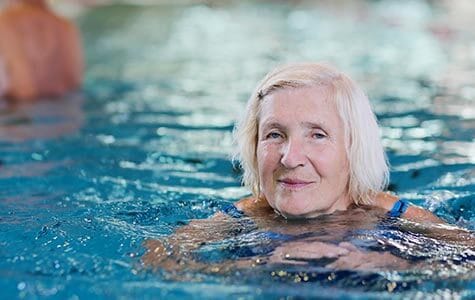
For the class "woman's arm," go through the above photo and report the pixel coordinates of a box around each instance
[142,207,269,274]
[375,192,444,223]
[142,197,278,275]
[375,192,474,247]
[142,212,232,271]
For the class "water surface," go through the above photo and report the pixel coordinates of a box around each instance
[0,1,474,299]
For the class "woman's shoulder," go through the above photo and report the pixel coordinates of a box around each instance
[235,196,272,215]
[373,192,399,211]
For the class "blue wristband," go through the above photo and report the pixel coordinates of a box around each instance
[388,199,410,218]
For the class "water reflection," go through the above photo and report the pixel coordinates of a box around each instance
[1,1,474,299]
[0,95,84,142]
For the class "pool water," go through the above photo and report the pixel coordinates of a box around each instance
[1,1,474,299]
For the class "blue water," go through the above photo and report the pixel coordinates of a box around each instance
[1,1,474,299]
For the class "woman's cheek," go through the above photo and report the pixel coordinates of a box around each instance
[258,143,281,186]
[259,143,279,162]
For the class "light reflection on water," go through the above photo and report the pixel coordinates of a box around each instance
[0,0,474,299]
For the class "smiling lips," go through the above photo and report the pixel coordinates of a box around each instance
[277,178,315,190]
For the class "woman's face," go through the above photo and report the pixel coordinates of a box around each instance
[256,86,351,219]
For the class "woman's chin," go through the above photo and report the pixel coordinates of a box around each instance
[278,211,308,220]
[274,204,317,219]
[274,201,334,219]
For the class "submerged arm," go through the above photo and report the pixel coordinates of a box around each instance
[142,210,267,274]
[142,212,229,271]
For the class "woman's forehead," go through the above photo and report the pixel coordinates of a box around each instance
[258,86,338,124]
[259,119,330,132]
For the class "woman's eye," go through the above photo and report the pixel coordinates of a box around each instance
[266,132,283,139]
[312,132,327,139]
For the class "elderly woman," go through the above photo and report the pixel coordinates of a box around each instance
[143,63,470,273]
[231,62,440,222]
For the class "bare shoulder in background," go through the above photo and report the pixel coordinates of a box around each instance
[0,0,83,102]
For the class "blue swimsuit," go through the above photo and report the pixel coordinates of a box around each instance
[209,200,411,260]
[223,199,411,219]
[221,203,246,219]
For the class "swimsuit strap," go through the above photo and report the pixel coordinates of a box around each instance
[388,199,410,218]
[221,204,245,219]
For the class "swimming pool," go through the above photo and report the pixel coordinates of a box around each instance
[0,1,474,299]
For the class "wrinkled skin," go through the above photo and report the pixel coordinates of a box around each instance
[257,86,351,219]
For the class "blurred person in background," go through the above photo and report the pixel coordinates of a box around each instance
[0,0,83,102]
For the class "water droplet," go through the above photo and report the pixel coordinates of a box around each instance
[387,282,397,292]
[31,153,43,161]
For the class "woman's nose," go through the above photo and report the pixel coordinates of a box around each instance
[280,138,306,168]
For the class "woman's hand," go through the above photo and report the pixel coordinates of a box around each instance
[269,240,350,264]
[269,240,410,270]
[327,242,410,270]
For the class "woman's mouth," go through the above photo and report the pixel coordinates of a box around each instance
[277,178,315,190]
